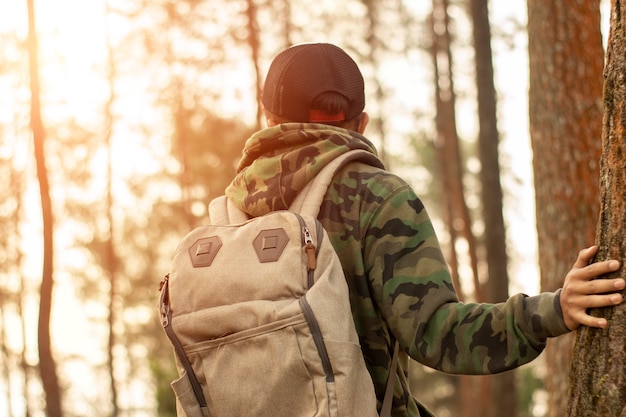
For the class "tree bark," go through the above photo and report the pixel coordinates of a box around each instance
[568,0,626,414]
[526,1,604,416]
[27,0,63,415]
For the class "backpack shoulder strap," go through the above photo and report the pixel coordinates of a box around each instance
[291,149,400,417]
[209,149,384,225]
[290,149,384,218]
[380,341,400,417]
[208,194,250,225]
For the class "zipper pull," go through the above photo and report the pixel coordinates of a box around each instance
[303,226,317,270]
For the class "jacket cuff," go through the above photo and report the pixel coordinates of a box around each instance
[527,289,570,338]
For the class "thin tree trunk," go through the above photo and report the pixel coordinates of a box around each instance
[10,153,32,417]
[17,233,32,417]
[431,2,462,298]
[361,0,389,165]
[431,1,487,415]
[568,0,626,414]
[470,0,507,303]
[18,279,32,417]
[431,0,482,305]
[245,0,263,131]
[104,7,119,415]
[0,308,13,417]
[26,0,62,415]
[470,0,516,415]
[281,0,292,47]
[527,1,604,416]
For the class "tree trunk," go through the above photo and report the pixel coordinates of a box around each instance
[431,0,482,303]
[245,0,263,131]
[361,0,389,165]
[431,1,487,415]
[0,308,12,417]
[27,0,62,415]
[568,0,626,414]
[526,1,604,416]
[470,0,515,414]
[104,17,120,416]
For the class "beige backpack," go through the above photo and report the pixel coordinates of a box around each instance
[159,150,397,417]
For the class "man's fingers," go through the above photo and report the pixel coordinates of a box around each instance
[585,277,626,294]
[588,260,621,276]
[577,313,608,329]
[579,293,623,309]
[572,246,621,278]
[565,289,623,330]
[572,259,621,282]
[562,246,622,330]
[573,245,599,268]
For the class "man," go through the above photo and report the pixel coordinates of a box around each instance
[224,43,624,416]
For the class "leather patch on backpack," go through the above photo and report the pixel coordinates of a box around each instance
[253,228,289,262]
[189,236,222,267]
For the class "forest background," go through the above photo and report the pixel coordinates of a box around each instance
[0,0,612,416]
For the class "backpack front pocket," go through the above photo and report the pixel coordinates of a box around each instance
[184,314,337,417]
[170,370,209,417]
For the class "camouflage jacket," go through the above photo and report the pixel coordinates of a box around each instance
[225,123,570,416]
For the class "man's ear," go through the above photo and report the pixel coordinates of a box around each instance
[262,105,279,127]
[356,112,369,134]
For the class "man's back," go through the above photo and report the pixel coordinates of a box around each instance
[225,122,572,415]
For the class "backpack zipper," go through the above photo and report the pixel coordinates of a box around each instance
[295,214,318,288]
[294,213,334,383]
[299,297,335,383]
[303,226,317,270]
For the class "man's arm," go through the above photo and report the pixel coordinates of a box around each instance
[363,178,623,374]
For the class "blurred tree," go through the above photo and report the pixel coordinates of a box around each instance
[360,0,390,164]
[0,61,16,413]
[26,0,62,415]
[103,7,120,414]
[0,309,9,417]
[171,104,251,227]
[526,1,604,416]
[469,0,516,415]
[0,23,37,416]
[430,1,486,415]
[431,0,481,304]
[0,152,27,417]
[244,0,263,130]
[357,0,422,168]
[568,0,626,414]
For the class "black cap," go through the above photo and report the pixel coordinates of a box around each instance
[261,43,365,123]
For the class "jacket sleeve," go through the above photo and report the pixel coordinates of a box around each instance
[360,176,570,374]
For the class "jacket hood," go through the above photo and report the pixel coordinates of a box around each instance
[225,123,380,217]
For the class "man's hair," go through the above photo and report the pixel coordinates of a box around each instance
[310,92,362,130]
[265,91,362,131]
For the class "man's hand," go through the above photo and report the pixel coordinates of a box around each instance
[560,245,624,330]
